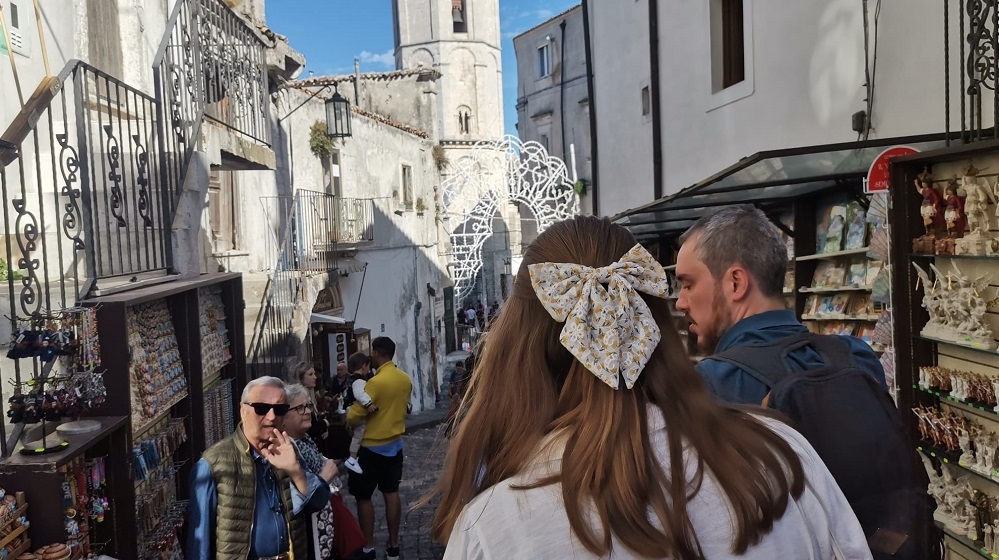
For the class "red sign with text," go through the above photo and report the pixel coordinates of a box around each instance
[865,146,919,193]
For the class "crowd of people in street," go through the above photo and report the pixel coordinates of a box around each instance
[187,336,412,560]
[456,300,501,331]
[185,208,929,560]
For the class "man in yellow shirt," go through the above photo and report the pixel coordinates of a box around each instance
[346,336,412,560]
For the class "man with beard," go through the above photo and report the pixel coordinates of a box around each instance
[674,206,885,404]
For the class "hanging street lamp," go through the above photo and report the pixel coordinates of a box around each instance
[325,84,352,139]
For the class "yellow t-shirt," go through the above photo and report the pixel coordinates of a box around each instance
[346,361,412,447]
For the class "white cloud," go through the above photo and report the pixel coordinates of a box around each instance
[357,49,395,69]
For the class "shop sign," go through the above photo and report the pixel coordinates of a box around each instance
[865,146,919,193]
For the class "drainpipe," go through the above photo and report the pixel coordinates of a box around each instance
[354,58,361,109]
[648,0,663,200]
[414,300,425,411]
[559,19,568,164]
[413,251,425,411]
[581,0,599,214]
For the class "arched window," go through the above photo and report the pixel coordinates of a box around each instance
[453,0,467,33]
[458,107,473,135]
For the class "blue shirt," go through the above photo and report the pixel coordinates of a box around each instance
[186,451,330,559]
[696,309,887,405]
[368,438,404,457]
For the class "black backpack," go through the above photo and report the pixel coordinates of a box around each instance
[713,332,934,560]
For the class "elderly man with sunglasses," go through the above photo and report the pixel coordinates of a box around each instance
[187,376,331,560]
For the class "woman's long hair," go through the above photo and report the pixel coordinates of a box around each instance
[427,216,804,558]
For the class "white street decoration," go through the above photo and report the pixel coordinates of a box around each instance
[441,136,579,300]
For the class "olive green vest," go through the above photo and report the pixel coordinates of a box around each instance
[201,425,308,560]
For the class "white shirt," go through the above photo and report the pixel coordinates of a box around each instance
[444,410,872,560]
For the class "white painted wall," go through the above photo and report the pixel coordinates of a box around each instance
[663,0,963,199]
[269,88,448,412]
[588,0,978,217]
[586,0,653,218]
[514,6,592,215]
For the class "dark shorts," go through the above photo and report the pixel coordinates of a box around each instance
[348,446,404,499]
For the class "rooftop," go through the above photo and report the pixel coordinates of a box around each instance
[513,4,582,42]
[282,68,443,90]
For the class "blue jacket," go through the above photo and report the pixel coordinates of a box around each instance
[696,310,887,405]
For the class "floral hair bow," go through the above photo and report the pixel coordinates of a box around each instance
[528,244,671,389]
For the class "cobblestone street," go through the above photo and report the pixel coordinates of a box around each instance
[343,407,451,559]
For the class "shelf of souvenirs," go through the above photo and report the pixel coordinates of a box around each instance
[917,440,999,488]
[799,285,873,294]
[913,384,999,423]
[937,521,996,559]
[913,252,999,261]
[133,389,189,440]
[203,366,224,389]
[0,417,127,473]
[916,334,999,356]
[801,314,880,321]
[795,247,870,262]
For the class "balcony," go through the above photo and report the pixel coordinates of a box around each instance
[333,197,375,249]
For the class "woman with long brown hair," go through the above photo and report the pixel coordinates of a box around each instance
[430,216,870,559]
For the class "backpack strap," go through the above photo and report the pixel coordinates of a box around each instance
[711,332,857,389]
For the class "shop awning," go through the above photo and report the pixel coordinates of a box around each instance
[311,312,346,324]
[613,133,956,242]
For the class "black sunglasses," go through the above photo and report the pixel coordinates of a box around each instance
[243,402,291,416]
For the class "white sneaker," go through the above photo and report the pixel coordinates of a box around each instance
[345,456,363,474]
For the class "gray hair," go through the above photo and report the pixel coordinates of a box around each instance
[241,376,287,403]
[285,383,309,405]
[679,206,788,298]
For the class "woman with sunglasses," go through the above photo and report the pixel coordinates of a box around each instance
[285,383,340,560]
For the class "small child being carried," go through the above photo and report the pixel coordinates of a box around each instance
[344,352,378,474]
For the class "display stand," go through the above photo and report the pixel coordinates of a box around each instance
[890,142,999,557]
[0,273,246,558]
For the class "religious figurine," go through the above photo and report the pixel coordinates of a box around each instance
[913,263,947,338]
[916,166,945,234]
[957,164,997,255]
[960,427,975,465]
[945,180,967,238]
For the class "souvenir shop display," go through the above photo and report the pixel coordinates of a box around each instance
[127,301,188,433]
[203,379,234,448]
[199,286,232,381]
[955,164,999,256]
[0,273,246,560]
[889,144,999,559]
[4,307,106,455]
[911,261,997,350]
[0,489,32,559]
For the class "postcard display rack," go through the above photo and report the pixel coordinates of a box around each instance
[792,194,895,396]
[0,273,246,559]
[888,143,999,559]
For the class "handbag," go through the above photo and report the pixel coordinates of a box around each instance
[331,491,367,559]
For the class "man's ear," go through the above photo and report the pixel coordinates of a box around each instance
[728,266,752,301]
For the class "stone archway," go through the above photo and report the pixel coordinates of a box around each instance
[441,135,579,300]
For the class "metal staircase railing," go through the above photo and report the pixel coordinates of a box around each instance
[249,190,340,377]
[0,61,173,319]
[0,0,269,323]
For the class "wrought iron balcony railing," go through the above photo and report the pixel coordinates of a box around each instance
[944,0,999,143]
[0,0,270,319]
[0,62,173,317]
[334,197,375,245]
[153,0,271,199]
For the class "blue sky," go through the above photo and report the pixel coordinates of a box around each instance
[264,0,579,135]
